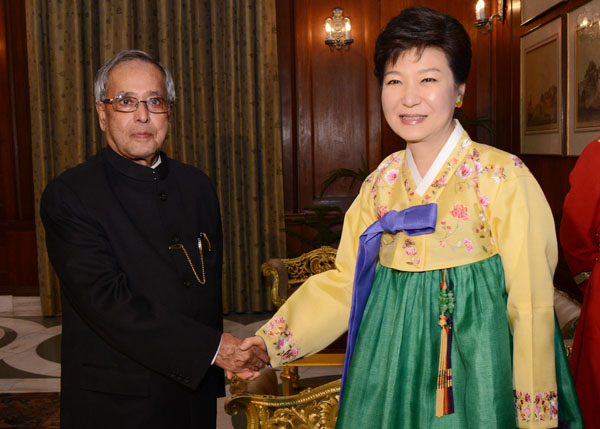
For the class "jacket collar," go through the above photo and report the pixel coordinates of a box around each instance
[102,146,170,182]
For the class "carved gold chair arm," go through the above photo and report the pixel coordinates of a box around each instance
[261,257,289,308]
[225,378,341,429]
[261,246,338,309]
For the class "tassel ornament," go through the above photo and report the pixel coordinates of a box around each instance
[436,269,455,417]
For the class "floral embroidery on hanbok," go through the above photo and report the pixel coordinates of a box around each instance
[450,203,470,220]
[491,166,507,182]
[514,390,558,423]
[403,238,417,256]
[402,238,420,264]
[458,163,473,179]
[463,238,473,252]
[431,176,447,190]
[377,206,389,219]
[377,157,392,173]
[385,169,399,185]
[478,194,490,208]
[390,153,402,164]
[511,154,524,168]
[262,316,300,363]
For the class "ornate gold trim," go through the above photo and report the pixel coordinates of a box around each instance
[555,287,583,305]
[282,246,338,286]
[225,378,341,428]
[262,264,285,308]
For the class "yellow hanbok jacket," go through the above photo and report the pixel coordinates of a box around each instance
[257,122,559,428]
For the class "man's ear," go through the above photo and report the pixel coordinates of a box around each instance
[96,102,107,131]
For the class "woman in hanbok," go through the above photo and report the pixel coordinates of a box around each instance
[252,7,582,428]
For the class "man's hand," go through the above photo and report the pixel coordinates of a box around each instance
[215,333,269,379]
[226,336,270,380]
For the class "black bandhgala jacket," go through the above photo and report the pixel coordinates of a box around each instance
[41,147,224,428]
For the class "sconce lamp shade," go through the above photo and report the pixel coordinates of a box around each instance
[324,7,353,50]
[474,0,505,34]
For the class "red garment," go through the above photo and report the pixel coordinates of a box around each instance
[560,137,600,429]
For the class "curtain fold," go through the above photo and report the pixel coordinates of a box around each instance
[27,0,286,315]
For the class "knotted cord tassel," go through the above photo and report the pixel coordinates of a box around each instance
[436,269,455,418]
[436,314,448,417]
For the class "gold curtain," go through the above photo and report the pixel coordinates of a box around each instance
[27,0,286,315]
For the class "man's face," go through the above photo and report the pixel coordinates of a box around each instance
[96,60,170,167]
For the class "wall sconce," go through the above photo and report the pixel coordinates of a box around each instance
[324,7,353,50]
[474,0,505,34]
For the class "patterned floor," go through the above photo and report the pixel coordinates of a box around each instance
[0,297,341,428]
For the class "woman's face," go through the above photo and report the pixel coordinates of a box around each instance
[381,47,465,148]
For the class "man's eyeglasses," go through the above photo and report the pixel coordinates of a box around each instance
[102,95,171,113]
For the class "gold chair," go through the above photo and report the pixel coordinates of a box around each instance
[261,246,345,396]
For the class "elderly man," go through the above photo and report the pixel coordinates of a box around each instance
[41,50,267,428]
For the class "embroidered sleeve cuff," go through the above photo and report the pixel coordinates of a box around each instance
[262,316,300,364]
[514,390,558,426]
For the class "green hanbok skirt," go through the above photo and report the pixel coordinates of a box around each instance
[336,254,582,428]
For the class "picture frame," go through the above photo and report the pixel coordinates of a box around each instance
[520,18,563,155]
[521,0,566,25]
[567,0,600,155]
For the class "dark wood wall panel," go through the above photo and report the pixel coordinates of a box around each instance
[278,0,383,254]
[0,0,38,295]
[289,0,382,211]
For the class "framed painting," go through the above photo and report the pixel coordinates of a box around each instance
[522,0,566,25]
[520,17,563,155]
[567,0,600,155]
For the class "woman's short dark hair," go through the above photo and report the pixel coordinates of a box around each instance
[374,7,472,86]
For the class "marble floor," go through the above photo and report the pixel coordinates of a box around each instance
[0,296,341,429]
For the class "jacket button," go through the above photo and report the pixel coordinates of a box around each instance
[171,235,180,244]
[159,192,167,201]
[183,280,192,288]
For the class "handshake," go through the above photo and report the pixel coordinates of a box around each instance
[214,333,270,380]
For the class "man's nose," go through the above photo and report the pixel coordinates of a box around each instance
[133,101,150,122]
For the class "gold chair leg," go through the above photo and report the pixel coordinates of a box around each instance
[290,366,300,389]
[280,366,293,396]
[280,366,300,395]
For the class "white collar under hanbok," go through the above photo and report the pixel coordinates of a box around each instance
[406,120,464,197]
